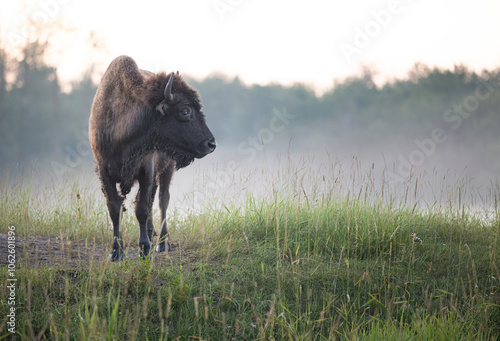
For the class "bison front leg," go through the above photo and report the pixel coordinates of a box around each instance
[147,183,158,242]
[99,168,125,261]
[156,164,174,253]
[136,164,156,259]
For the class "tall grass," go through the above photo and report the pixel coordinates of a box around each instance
[1,156,499,340]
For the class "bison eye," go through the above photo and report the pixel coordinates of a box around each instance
[182,107,191,117]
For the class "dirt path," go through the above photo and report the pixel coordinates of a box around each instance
[0,233,179,268]
[0,233,108,268]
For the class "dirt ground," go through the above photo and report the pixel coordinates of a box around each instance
[0,233,179,268]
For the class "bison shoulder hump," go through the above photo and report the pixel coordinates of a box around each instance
[101,56,145,100]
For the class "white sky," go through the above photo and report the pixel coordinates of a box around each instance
[2,0,500,92]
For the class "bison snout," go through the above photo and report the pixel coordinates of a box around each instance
[207,138,217,153]
[199,138,216,156]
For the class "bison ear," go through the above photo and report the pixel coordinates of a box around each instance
[156,101,169,115]
[163,72,174,103]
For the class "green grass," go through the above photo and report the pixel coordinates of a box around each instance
[1,159,499,340]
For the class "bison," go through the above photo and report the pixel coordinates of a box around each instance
[89,55,216,261]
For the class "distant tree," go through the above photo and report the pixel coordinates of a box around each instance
[0,43,6,101]
[0,25,499,182]
[6,40,60,164]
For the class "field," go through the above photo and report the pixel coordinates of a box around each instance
[1,158,499,340]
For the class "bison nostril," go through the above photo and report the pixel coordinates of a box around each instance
[207,139,216,152]
[199,138,216,155]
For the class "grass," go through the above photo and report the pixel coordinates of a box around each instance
[1,157,499,340]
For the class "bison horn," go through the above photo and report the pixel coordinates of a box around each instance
[164,72,174,102]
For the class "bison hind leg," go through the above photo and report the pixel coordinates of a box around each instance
[156,163,174,253]
[155,238,171,253]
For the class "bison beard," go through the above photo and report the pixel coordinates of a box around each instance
[119,143,195,196]
[89,55,215,261]
[168,147,196,170]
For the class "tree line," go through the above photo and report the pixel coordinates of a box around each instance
[1,39,499,180]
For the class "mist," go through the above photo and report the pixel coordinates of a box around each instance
[1,36,499,218]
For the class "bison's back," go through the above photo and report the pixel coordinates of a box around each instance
[89,56,151,160]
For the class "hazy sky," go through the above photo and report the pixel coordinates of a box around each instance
[2,0,500,92]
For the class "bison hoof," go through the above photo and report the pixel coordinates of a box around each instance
[156,242,171,253]
[139,250,153,260]
[109,249,124,261]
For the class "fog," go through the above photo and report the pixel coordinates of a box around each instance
[1,36,499,220]
[9,140,496,227]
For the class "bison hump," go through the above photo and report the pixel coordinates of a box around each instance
[107,56,171,108]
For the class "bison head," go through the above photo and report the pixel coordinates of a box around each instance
[155,72,216,168]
